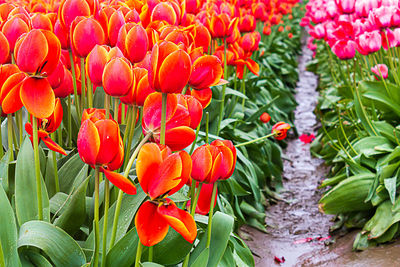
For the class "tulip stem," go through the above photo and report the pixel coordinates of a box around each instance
[148,246,153,262]
[105,95,111,118]
[206,182,218,248]
[32,118,43,220]
[93,166,100,267]
[0,110,3,158]
[109,132,151,248]
[235,133,276,148]
[189,123,201,155]
[114,98,119,121]
[69,50,81,121]
[51,133,60,193]
[101,179,110,267]
[7,114,13,161]
[205,112,209,144]
[87,77,93,109]
[216,37,228,136]
[17,110,23,146]
[67,95,72,147]
[134,241,143,267]
[160,93,167,145]
[123,106,137,170]
[80,57,87,110]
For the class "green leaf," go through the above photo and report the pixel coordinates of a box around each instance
[384,177,397,205]
[105,227,139,267]
[0,184,20,267]
[53,177,89,235]
[190,248,209,267]
[189,212,234,267]
[58,153,86,193]
[15,137,50,226]
[18,221,86,267]
[140,263,164,267]
[225,88,248,99]
[0,150,11,194]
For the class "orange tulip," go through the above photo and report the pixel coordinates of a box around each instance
[207,13,238,39]
[58,0,97,30]
[31,13,53,31]
[151,2,178,25]
[189,87,212,108]
[272,122,291,140]
[71,17,105,58]
[102,57,133,97]
[142,92,198,150]
[53,66,74,98]
[192,24,211,53]
[177,94,203,129]
[239,14,256,33]
[149,40,192,94]
[108,10,125,47]
[189,55,224,90]
[191,139,236,183]
[120,67,155,107]
[77,109,136,194]
[25,98,66,155]
[135,143,196,246]
[240,32,260,54]
[117,23,148,64]
[187,182,217,215]
[15,29,61,77]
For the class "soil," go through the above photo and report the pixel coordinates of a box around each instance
[240,35,400,266]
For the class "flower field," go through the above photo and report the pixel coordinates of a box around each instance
[0,0,306,266]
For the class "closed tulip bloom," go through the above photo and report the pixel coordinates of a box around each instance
[135,143,196,246]
[1,16,30,51]
[356,31,381,54]
[149,40,192,94]
[102,57,133,97]
[189,55,224,90]
[151,2,178,25]
[272,122,291,140]
[260,112,271,123]
[122,24,149,64]
[191,140,236,184]
[31,13,53,31]
[142,92,196,150]
[208,13,238,39]
[77,109,136,194]
[25,98,66,155]
[192,24,211,52]
[331,39,356,60]
[239,14,256,33]
[120,67,155,107]
[335,0,355,14]
[108,10,125,47]
[58,0,97,30]
[177,94,203,129]
[371,64,389,80]
[71,17,105,58]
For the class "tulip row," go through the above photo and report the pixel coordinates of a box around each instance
[0,0,302,266]
[302,0,400,250]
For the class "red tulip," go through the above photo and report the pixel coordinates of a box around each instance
[117,23,148,64]
[25,98,66,155]
[189,55,225,90]
[0,32,10,64]
[207,13,238,39]
[77,109,136,195]
[102,57,133,97]
[272,122,291,140]
[239,14,256,33]
[142,92,196,150]
[71,17,105,58]
[120,67,155,107]
[371,64,389,80]
[188,182,217,215]
[191,139,236,183]
[0,65,24,114]
[260,112,271,123]
[189,87,212,108]
[135,143,196,246]
[151,2,178,25]
[15,29,61,77]
[192,24,211,53]
[1,16,30,51]
[58,0,97,30]
[108,10,125,47]
[149,40,192,94]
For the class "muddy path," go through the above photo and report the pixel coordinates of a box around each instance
[241,36,400,266]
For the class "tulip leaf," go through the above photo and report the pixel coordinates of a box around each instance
[0,150,11,194]
[140,263,164,267]
[0,184,20,267]
[18,221,86,267]
[58,153,86,193]
[189,212,234,267]
[105,227,139,267]
[190,248,209,267]
[15,137,50,226]
[53,177,89,235]
[225,88,248,99]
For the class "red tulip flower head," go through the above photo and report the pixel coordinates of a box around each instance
[120,67,155,107]
[102,57,133,97]
[142,92,199,150]
[77,108,136,194]
[25,98,67,155]
[135,143,196,246]
[149,40,192,94]
[71,17,105,58]
[272,122,291,140]
[188,55,225,91]
[260,112,271,123]
[191,139,236,184]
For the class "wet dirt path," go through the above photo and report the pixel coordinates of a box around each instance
[241,35,400,266]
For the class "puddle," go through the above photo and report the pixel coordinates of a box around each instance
[240,34,400,266]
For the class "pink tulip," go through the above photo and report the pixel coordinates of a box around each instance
[371,64,388,80]
[335,0,356,14]
[355,0,380,18]
[331,39,356,59]
[356,30,382,54]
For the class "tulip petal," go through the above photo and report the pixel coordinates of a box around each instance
[143,92,177,132]
[40,30,62,76]
[77,119,100,166]
[189,55,223,89]
[135,201,169,247]
[148,153,182,199]
[94,119,120,165]
[245,58,259,76]
[191,145,212,183]
[136,143,162,194]
[168,151,192,196]
[42,136,67,155]
[158,50,192,94]
[102,168,137,195]
[158,200,197,243]
[1,73,25,114]
[20,77,55,119]
[102,58,133,97]
[165,126,195,151]
[196,183,217,215]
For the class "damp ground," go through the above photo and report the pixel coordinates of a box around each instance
[240,35,400,266]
